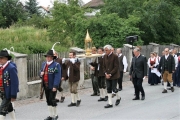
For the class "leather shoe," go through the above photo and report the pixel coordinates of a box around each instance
[68,102,76,107]
[171,87,174,92]
[141,96,145,100]
[55,98,59,102]
[52,115,58,120]
[91,93,97,96]
[132,97,140,100]
[118,88,122,91]
[76,100,81,107]
[60,97,65,103]
[162,89,167,93]
[98,98,105,102]
[104,96,108,101]
[115,98,121,106]
[104,104,113,108]
[44,116,52,120]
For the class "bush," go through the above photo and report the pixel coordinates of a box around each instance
[0,26,68,54]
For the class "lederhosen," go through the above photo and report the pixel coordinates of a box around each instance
[0,64,13,116]
[43,64,57,107]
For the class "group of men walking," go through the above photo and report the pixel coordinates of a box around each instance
[0,45,180,120]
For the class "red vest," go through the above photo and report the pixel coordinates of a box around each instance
[43,64,49,86]
[150,58,156,66]
[0,64,8,91]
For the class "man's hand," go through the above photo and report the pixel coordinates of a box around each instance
[52,88,57,92]
[40,72,44,76]
[90,66,95,71]
[105,74,111,79]
[61,77,65,80]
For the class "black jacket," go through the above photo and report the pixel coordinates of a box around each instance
[158,55,175,73]
[129,54,147,79]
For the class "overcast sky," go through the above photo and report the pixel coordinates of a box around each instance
[20,0,91,7]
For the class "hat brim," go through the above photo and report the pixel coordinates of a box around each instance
[44,55,57,59]
[0,56,12,60]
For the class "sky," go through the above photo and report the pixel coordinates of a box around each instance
[20,0,91,7]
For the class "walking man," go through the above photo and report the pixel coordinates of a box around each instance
[129,47,147,100]
[62,51,81,107]
[97,47,108,102]
[103,45,121,108]
[40,50,61,120]
[158,48,175,93]
[88,47,100,96]
[116,48,128,91]
[0,50,19,120]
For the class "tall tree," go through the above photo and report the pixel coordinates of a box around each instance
[25,0,40,16]
[101,0,146,18]
[48,0,85,46]
[139,0,180,45]
[0,0,26,28]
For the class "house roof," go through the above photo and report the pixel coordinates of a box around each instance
[83,0,104,8]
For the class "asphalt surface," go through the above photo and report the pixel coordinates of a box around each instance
[5,79,180,120]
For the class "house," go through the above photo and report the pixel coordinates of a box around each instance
[83,0,104,17]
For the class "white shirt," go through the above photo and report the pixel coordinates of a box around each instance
[118,54,128,72]
[165,54,169,59]
[46,60,53,65]
[172,54,178,68]
[1,61,9,69]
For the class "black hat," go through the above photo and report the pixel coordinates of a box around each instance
[0,50,12,60]
[44,50,57,59]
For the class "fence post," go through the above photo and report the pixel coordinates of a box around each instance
[170,43,179,51]
[11,52,28,99]
[149,43,159,53]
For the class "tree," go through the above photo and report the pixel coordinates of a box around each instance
[0,0,26,28]
[25,0,41,17]
[139,0,180,45]
[48,0,85,46]
[74,13,143,48]
[101,0,146,19]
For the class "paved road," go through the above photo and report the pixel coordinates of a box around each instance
[6,79,180,120]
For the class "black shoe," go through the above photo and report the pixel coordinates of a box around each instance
[118,88,122,91]
[132,97,140,100]
[44,116,52,120]
[52,115,58,120]
[55,98,59,102]
[162,89,167,93]
[68,102,76,107]
[76,100,81,107]
[91,93,97,96]
[98,98,105,101]
[104,96,108,101]
[141,96,145,100]
[171,87,174,92]
[115,98,121,106]
[60,97,65,103]
[104,104,113,108]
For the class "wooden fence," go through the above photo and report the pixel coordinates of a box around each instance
[27,45,180,82]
